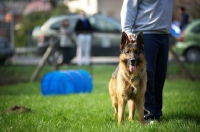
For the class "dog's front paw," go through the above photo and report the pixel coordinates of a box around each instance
[112,113,117,120]
[128,117,133,122]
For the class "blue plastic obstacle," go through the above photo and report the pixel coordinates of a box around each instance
[41,70,93,95]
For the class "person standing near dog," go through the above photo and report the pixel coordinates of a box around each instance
[59,19,73,65]
[178,6,190,32]
[121,0,174,123]
[75,10,93,66]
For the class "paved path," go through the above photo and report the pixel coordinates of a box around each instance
[11,55,119,65]
[11,54,183,65]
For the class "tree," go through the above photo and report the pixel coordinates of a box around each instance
[49,0,57,9]
[15,4,69,47]
[173,0,200,21]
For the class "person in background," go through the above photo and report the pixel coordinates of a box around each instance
[121,0,174,123]
[178,6,189,31]
[59,19,73,65]
[75,10,93,66]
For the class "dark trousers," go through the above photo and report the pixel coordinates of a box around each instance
[143,34,169,118]
[60,47,72,64]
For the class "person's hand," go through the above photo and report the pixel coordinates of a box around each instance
[128,34,136,42]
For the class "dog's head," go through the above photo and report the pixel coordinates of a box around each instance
[120,32,145,73]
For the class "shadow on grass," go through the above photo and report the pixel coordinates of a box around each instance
[0,82,41,96]
[162,113,200,124]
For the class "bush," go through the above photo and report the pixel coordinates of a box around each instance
[15,4,69,47]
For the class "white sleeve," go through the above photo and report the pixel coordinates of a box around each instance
[120,0,139,35]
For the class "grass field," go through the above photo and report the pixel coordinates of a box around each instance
[0,64,200,132]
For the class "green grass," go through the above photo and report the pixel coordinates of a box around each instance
[0,64,200,132]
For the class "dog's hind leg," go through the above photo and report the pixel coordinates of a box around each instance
[128,99,135,121]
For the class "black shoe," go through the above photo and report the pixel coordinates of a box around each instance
[144,113,154,120]
[144,113,160,123]
[144,108,160,124]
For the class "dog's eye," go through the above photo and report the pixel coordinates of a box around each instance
[135,50,140,55]
[125,50,130,54]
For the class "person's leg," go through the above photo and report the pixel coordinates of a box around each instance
[153,34,169,119]
[84,34,92,66]
[62,47,71,64]
[143,34,158,115]
[76,34,83,66]
[61,47,67,64]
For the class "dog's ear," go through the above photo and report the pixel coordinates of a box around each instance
[137,32,144,49]
[120,32,130,51]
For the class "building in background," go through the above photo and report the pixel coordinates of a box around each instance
[23,0,52,15]
[64,0,123,20]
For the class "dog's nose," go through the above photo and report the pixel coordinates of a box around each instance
[130,58,136,65]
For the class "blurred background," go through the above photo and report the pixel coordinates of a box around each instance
[0,0,200,65]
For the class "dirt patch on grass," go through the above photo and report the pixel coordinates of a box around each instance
[3,105,31,114]
[0,72,30,85]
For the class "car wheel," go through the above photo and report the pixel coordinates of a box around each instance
[185,47,200,63]
[47,49,63,66]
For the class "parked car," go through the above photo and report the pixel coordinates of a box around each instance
[0,37,15,64]
[32,25,41,46]
[32,13,122,64]
[175,19,200,63]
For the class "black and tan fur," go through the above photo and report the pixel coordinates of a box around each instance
[109,32,147,124]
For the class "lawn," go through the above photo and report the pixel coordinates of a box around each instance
[0,64,200,132]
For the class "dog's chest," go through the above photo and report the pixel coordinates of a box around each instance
[128,81,138,92]
[117,71,143,99]
[123,79,141,99]
[120,86,137,101]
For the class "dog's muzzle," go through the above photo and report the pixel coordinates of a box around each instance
[130,58,136,65]
[129,58,137,73]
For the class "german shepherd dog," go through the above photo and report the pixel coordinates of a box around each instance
[109,32,147,124]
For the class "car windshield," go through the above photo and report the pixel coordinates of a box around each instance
[89,16,120,33]
[191,24,200,33]
[48,14,121,33]
[50,18,77,31]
